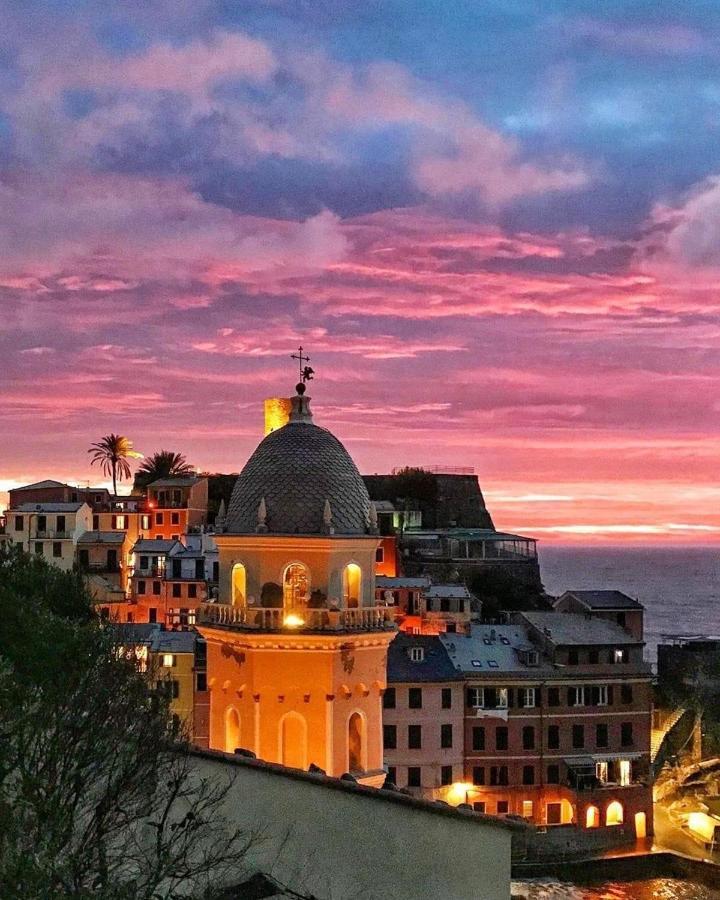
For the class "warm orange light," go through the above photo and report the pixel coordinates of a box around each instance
[283,613,305,628]
[447,782,473,805]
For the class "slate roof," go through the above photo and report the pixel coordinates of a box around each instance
[147,476,202,488]
[77,530,126,544]
[132,539,181,553]
[387,633,460,683]
[150,630,198,653]
[558,590,642,610]
[425,584,473,600]
[521,611,639,645]
[226,421,373,536]
[440,625,540,675]
[14,502,86,512]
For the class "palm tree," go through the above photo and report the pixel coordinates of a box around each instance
[133,450,195,489]
[88,434,143,495]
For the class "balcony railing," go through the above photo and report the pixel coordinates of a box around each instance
[33,530,72,539]
[199,603,396,633]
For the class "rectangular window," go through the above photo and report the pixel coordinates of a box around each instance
[519,687,536,708]
[621,722,633,747]
[37,515,46,532]
[472,766,485,785]
[408,724,422,749]
[522,765,535,785]
[490,766,508,786]
[387,766,397,785]
[440,724,453,749]
[572,724,584,749]
[547,764,560,784]
[141,515,150,530]
[467,687,483,708]
[441,687,452,709]
[441,765,453,786]
[171,680,179,699]
[496,727,508,751]
[162,654,176,667]
[155,513,164,525]
[547,802,562,825]
[196,672,207,692]
[596,685,609,706]
[188,583,197,599]
[375,546,384,563]
[568,686,585,707]
[56,515,66,533]
[172,583,182,598]
[547,725,560,749]
[137,580,146,595]
[472,726,485,751]
[92,514,100,530]
[140,555,149,570]
[407,767,421,788]
[547,687,560,706]
[148,607,157,623]
[596,723,609,748]
[152,581,161,596]
[383,687,396,709]
[408,687,422,709]
[15,515,24,531]
[171,512,180,525]
[383,724,397,749]
[473,801,486,813]
[115,515,126,529]
[497,800,509,814]
[621,684,633,704]
[522,726,535,750]
[52,542,62,558]
[522,800,534,819]
[35,542,43,555]
[613,648,629,664]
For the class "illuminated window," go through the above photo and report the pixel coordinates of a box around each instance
[231,563,246,608]
[343,563,362,608]
[522,800,534,819]
[283,563,309,613]
[619,760,631,786]
[606,801,624,826]
[409,647,424,662]
[162,654,176,667]
[141,515,150,530]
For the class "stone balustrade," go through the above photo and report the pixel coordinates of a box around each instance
[199,602,396,632]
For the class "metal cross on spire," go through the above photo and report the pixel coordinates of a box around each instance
[291,346,314,385]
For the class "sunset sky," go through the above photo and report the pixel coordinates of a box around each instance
[2,2,720,542]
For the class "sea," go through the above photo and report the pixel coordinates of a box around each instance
[519,545,720,899]
[539,545,720,665]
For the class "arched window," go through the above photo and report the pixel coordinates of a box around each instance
[343,563,362,609]
[606,801,624,826]
[348,712,364,773]
[280,712,307,770]
[283,563,309,613]
[225,707,241,753]
[231,563,246,608]
[585,805,599,828]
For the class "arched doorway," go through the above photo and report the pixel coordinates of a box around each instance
[606,801,624,826]
[231,563,246,608]
[585,805,599,828]
[343,563,362,608]
[283,563,309,613]
[348,712,364,772]
[280,712,307,770]
[225,707,241,753]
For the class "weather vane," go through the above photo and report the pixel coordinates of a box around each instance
[291,346,314,390]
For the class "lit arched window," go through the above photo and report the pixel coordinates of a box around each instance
[606,801,624,826]
[348,712,364,772]
[585,805,599,828]
[343,563,362,609]
[283,563,309,613]
[225,707,241,753]
[231,563,247,608]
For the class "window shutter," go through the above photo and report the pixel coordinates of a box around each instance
[507,688,514,708]
[567,687,574,705]
[608,685,614,705]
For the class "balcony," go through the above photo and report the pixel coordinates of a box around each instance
[33,530,71,539]
[199,603,396,633]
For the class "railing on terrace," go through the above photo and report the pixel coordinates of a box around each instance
[199,603,396,632]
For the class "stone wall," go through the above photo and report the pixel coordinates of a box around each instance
[189,749,514,900]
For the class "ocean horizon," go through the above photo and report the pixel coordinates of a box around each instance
[538,544,720,664]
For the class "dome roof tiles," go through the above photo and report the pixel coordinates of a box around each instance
[225,421,373,536]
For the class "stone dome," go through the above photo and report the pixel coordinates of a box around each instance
[225,396,373,536]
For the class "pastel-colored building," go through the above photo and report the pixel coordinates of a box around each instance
[143,476,208,540]
[197,383,396,784]
[9,501,92,571]
[376,576,475,634]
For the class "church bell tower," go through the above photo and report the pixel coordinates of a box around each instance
[197,354,395,784]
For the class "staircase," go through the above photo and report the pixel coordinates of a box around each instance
[651,707,687,762]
